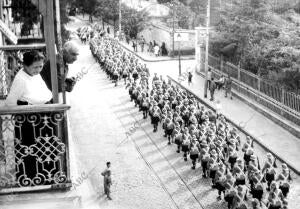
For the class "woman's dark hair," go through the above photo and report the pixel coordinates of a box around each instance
[23,50,44,66]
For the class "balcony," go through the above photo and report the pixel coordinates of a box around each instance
[0,104,71,194]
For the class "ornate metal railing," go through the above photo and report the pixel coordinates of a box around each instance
[0,104,71,193]
[208,54,300,113]
[207,54,300,127]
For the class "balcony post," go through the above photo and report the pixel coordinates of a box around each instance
[44,0,59,103]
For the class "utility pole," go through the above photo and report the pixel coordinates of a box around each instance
[119,0,122,40]
[178,36,181,76]
[204,0,210,98]
[171,0,175,57]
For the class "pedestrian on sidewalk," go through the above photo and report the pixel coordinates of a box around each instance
[154,45,160,57]
[188,71,193,86]
[125,35,130,44]
[148,41,153,54]
[207,68,212,89]
[209,77,216,101]
[132,40,137,52]
[160,42,168,56]
[215,75,225,90]
[101,162,112,199]
[224,75,233,99]
[140,36,146,52]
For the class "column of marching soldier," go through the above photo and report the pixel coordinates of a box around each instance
[79,26,292,209]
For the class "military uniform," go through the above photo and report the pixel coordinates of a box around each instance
[189,139,200,169]
[182,134,191,161]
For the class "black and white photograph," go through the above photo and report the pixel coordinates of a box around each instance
[0,0,299,209]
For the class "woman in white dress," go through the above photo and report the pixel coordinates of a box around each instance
[5,50,52,106]
[4,51,59,186]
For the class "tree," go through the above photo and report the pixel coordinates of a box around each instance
[121,4,150,39]
[11,0,40,36]
[189,0,206,26]
[165,0,194,29]
[95,0,119,34]
[71,0,99,22]
[209,0,300,91]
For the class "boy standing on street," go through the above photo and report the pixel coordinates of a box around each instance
[104,170,112,200]
[101,162,112,200]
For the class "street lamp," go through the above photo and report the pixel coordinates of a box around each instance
[170,0,175,57]
[175,33,182,76]
[119,0,122,40]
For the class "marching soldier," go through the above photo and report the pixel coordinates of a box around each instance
[243,146,254,171]
[132,85,139,105]
[242,136,252,152]
[189,137,200,169]
[165,118,175,144]
[263,153,277,191]
[224,177,236,209]
[132,67,138,81]
[123,67,129,85]
[267,182,284,209]
[251,175,264,203]
[208,151,218,187]
[277,164,290,198]
[174,126,183,153]
[232,185,248,209]
[200,146,210,178]
[182,133,191,161]
[141,96,150,119]
[152,103,161,132]
[215,163,226,200]
[252,199,263,209]
[235,166,246,186]
[137,90,144,111]
[228,146,238,171]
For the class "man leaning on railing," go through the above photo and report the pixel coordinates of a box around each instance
[40,40,80,102]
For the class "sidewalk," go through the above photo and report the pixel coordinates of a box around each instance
[121,42,300,175]
[119,41,195,62]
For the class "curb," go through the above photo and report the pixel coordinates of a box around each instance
[118,42,195,62]
[168,75,300,176]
